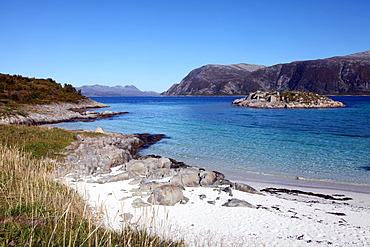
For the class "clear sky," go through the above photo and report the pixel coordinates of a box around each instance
[1,0,369,92]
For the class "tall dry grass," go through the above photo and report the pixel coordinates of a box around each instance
[0,125,183,246]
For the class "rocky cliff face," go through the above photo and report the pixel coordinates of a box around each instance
[162,51,370,95]
[162,63,266,95]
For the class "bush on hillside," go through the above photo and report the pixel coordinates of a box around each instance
[0,74,85,104]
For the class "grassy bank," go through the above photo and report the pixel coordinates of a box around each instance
[0,125,183,246]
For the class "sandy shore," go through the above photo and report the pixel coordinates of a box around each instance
[64,164,370,247]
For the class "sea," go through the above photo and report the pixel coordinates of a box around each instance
[51,96,370,189]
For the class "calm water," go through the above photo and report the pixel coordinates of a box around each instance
[52,96,370,186]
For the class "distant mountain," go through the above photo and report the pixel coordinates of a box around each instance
[76,85,159,97]
[162,51,370,96]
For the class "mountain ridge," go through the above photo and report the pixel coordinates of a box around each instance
[77,84,159,97]
[162,51,370,96]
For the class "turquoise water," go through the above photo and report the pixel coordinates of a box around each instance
[52,96,370,186]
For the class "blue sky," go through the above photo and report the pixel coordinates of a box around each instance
[1,0,369,92]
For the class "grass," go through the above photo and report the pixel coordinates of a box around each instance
[0,124,183,246]
[0,101,28,119]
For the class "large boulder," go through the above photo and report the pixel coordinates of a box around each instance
[170,167,200,187]
[148,185,187,206]
[126,160,147,175]
[199,170,225,186]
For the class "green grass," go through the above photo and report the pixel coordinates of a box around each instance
[0,125,183,246]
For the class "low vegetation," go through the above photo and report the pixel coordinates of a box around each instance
[0,73,85,104]
[279,91,331,103]
[0,125,183,246]
[0,73,86,119]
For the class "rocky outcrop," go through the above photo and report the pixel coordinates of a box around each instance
[63,127,262,207]
[232,91,345,108]
[0,98,126,125]
[59,128,166,176]
[162,50,370,96]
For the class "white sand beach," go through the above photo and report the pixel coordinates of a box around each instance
[64,164,370,247]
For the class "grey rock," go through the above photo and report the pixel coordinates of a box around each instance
[147,185,186,206]
[222,198,255,208]
[139,181,169,192]
[147,168,177,180]
[105,171,139,183]
[199,194,207,200]
[232,182,262,195]
[200,170,225,186]
[128,177,146,185]
[126,160,147,175]
[120,213,133,221]
[170,167,200,187]
[132,198,150,208]
[132,191,146,197]
[76,134,86,141]
[170,172,200,187]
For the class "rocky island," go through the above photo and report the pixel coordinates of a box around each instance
[232,90,345,108]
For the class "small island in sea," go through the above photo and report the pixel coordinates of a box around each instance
[232,90,345,108]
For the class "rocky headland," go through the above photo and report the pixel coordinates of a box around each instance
[0,98,127,125]
[232,90,345,108]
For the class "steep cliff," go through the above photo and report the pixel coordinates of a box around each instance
[162,51,370,95]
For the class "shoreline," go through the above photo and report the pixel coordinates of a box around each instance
[3,97,368,246]
[218,167,370,195]
[59,126,370,246]
[0,98,126,125]
[64,156,370,246]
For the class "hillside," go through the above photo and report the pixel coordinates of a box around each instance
[0,73,85,104]
[77,84,159,97]
[163,63,266,95]
[162,51,370,96]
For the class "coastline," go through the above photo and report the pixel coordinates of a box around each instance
[64,156,370,246]
[3,98,369,246]
[59,126,370,247]
[0,98,126,125]
[219,167,370,195]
